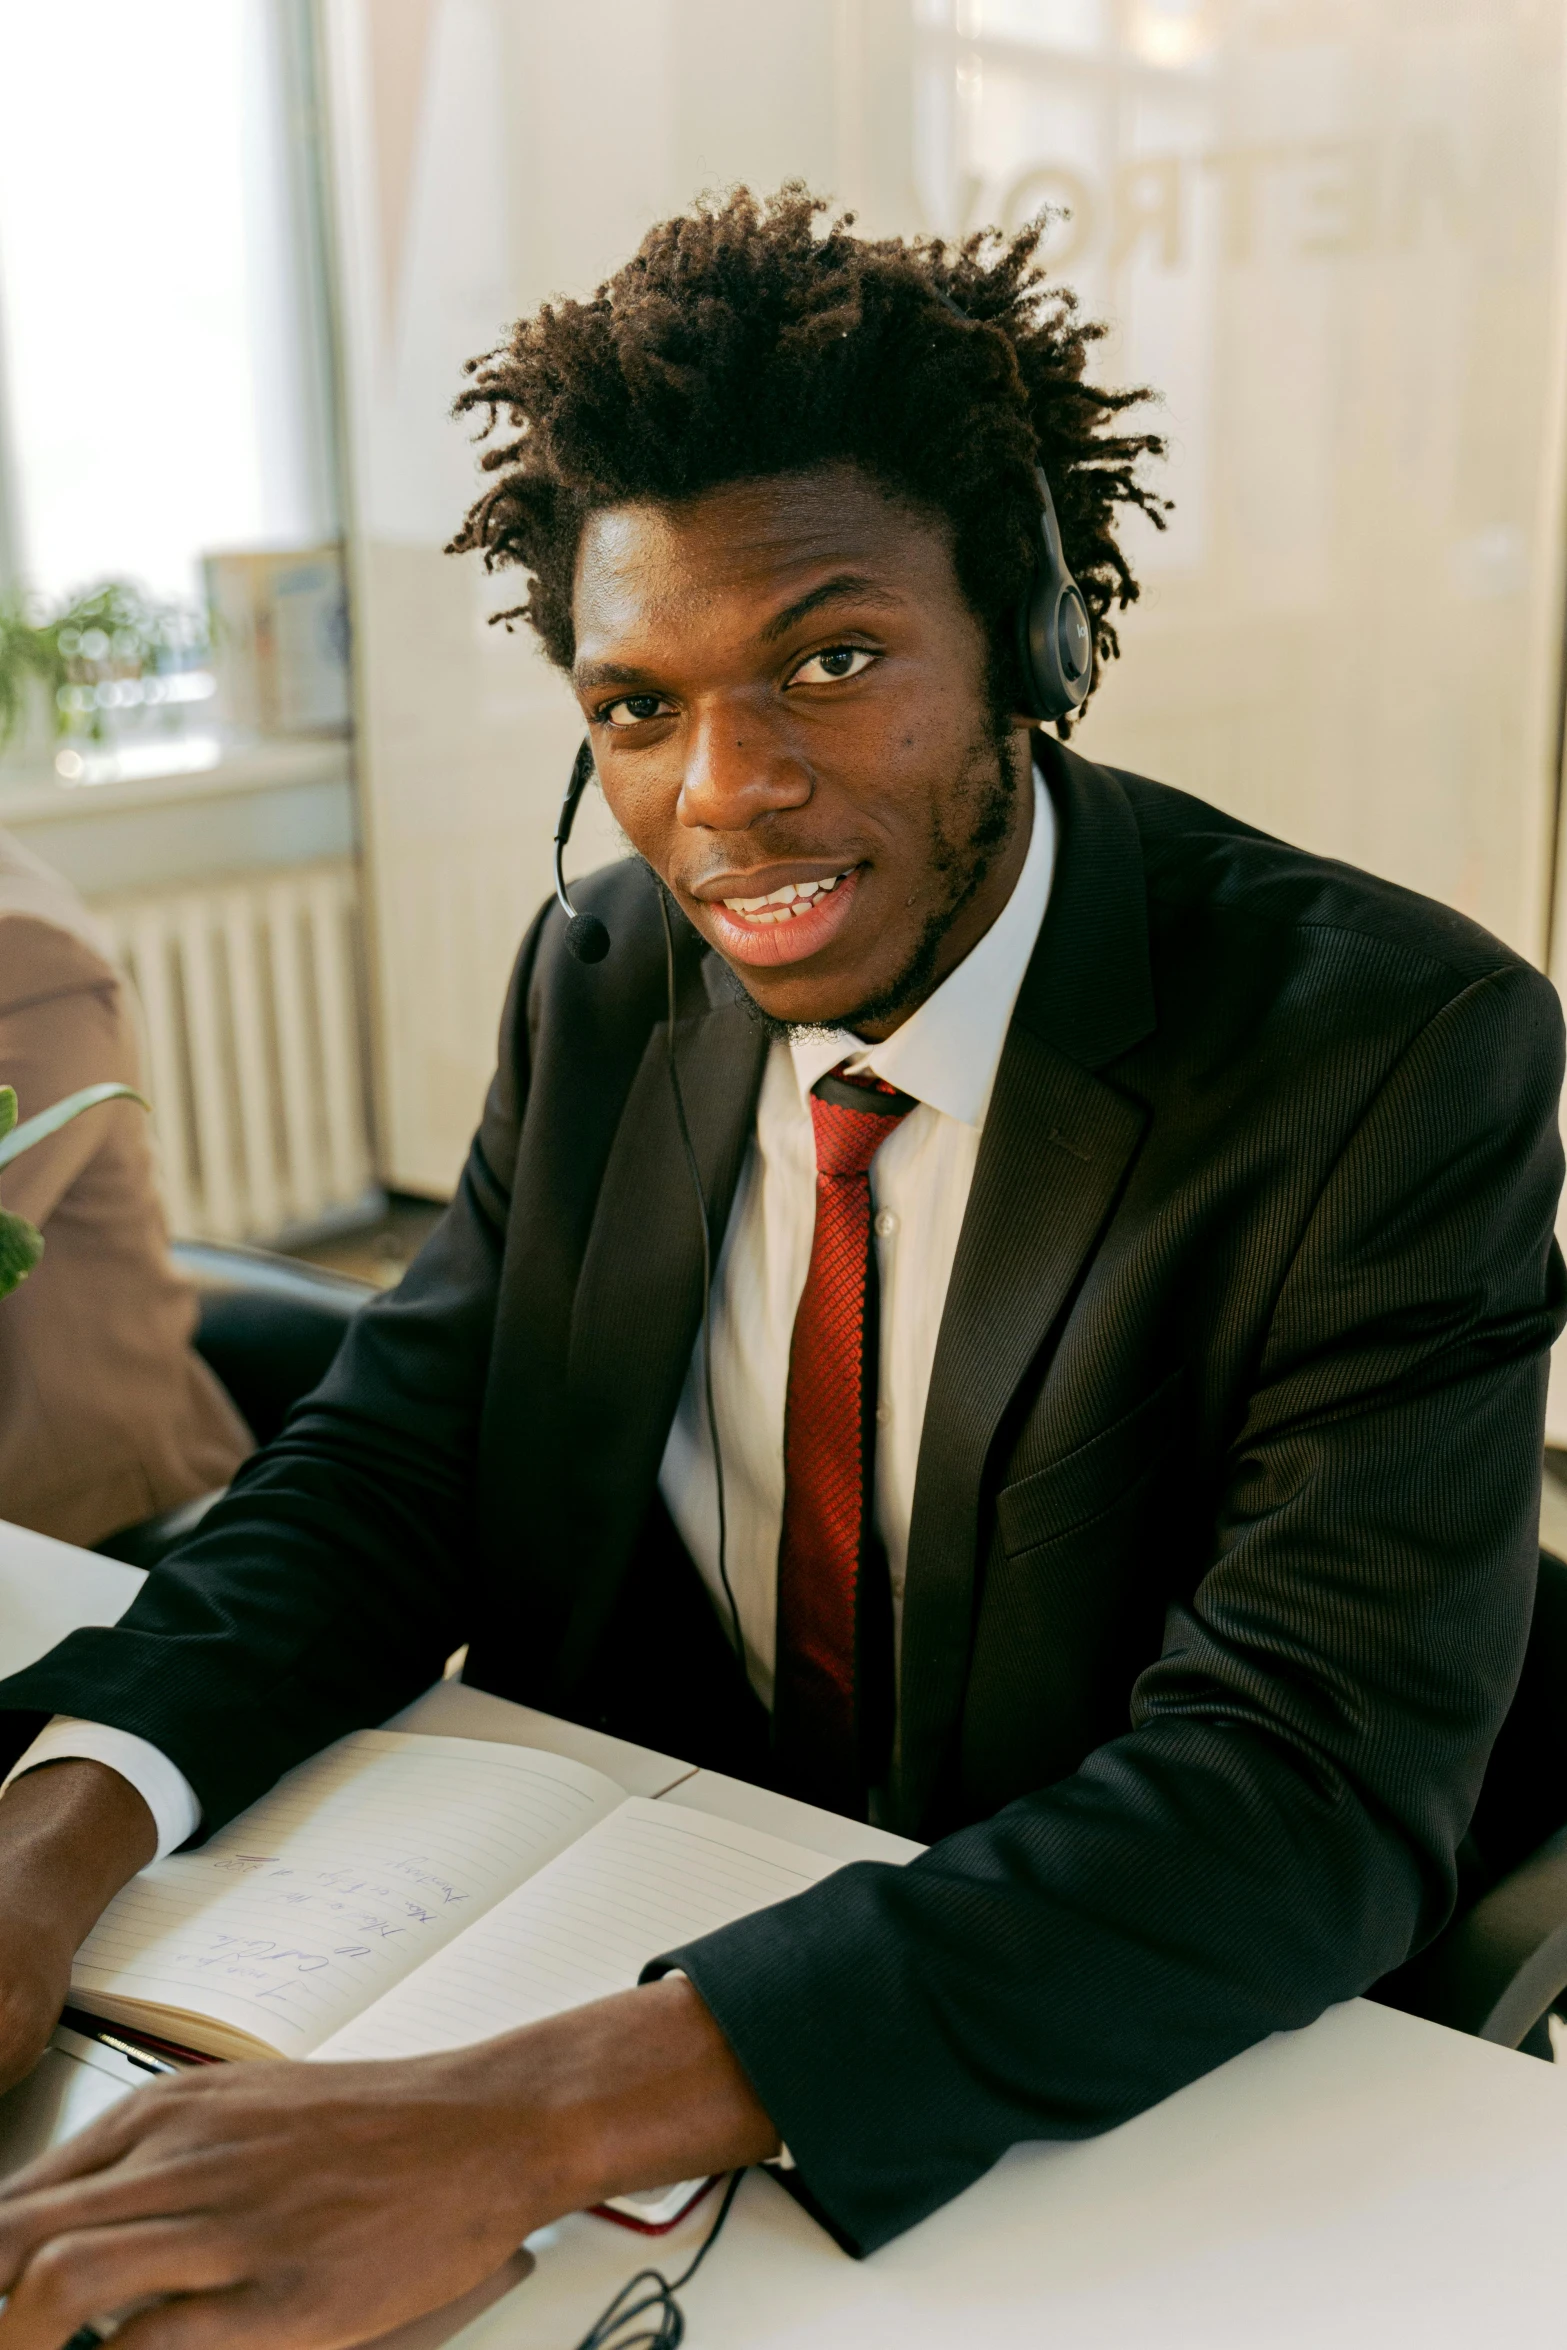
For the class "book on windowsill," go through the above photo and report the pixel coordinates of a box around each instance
[66,1729,861,2076]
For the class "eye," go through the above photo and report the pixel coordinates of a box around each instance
[601,692,674,728]
[788,645,878,687]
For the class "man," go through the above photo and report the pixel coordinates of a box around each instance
[0,828,250,1544]
[0,186,1560,2347]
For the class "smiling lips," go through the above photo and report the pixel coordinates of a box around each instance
[701,864,864,968]
[720,871,847,922]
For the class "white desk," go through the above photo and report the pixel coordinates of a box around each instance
[490,1999,1567,2350]
[0,1521,148,1672]
[3,1521,1566,2347]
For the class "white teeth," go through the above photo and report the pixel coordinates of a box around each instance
[722,872,846,918]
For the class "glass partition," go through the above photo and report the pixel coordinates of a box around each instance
[319,0,1567,1205]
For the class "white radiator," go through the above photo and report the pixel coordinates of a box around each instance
[94,859,377,1245]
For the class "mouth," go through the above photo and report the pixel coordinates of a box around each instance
[696,863,864,968]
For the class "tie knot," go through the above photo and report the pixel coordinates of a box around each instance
[808,1062,917,1179]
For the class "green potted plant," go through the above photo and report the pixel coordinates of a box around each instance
[0,580,208,764]
[0,1083,148,1299]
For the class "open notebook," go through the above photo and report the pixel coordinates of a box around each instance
[67,1731,854,2065]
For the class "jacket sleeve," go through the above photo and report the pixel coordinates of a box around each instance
[0,920,544,1830]
[651,960,1567,2255]
[0,924,137,1228]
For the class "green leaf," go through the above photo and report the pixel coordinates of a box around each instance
[0,1087,13,1142]
[0,1209,42,1300]
[0,1082,149,1174]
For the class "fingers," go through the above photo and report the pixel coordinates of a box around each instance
[0,2052,538,2350]
[0,2071,227,2202]
[0,2122,137,2206]
[0,2081,172,2202]
[0,2218,245,2350]
[108,2288,270,2350]
[109,2280,390,2350]
[0,2140,236,2293]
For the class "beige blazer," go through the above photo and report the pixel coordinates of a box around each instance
[0,831,251,1545]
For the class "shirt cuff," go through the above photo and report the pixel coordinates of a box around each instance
[1,1717,201,1859]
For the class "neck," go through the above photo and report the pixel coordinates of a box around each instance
[850,727,1036,1043]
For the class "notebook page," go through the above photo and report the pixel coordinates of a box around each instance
[312,1798,843,2061]
[70,1732,626,2058]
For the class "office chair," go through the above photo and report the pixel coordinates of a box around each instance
[1374,1545,1567,2061]
[95,1241,376,1570]
[170,1240,376,1446]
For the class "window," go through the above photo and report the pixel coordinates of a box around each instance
[0,0,335,605]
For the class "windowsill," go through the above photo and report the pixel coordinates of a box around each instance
[0,731,353,824]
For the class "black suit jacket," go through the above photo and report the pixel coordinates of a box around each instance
[4,742,1563,2253]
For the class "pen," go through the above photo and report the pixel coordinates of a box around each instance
[60,2008,210,2073]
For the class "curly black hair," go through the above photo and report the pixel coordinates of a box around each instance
[448,184,1167,724]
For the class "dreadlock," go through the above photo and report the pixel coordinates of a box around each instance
[448,183,1167,723]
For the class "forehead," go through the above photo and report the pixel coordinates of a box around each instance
[571,468,954,650]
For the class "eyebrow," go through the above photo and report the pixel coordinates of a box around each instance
[572,573,904,691]
[758,574,903,644]
[573,659,654,692]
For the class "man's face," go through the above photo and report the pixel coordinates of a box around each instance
[570,466,1036,1037]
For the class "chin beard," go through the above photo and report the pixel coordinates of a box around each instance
[727,706,1026,1044]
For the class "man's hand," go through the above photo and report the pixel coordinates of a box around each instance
[0,1976,780,2349]
[0,1760,156,2093]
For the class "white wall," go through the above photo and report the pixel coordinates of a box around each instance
[319,1,1567,1218]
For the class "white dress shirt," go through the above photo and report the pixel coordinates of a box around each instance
[658,769,1055,1712]
[3,773,1055,1856]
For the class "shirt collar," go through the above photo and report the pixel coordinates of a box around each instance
[787,765,1056,1129]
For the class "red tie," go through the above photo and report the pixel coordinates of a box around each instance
[774,1062,917,1814]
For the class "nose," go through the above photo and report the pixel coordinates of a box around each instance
[676,699,812,833]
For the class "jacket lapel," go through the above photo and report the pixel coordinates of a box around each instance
[549,957,765,1699]
[893,742,1156,1830]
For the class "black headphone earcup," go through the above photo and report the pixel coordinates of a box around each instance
[1019,467,1093,723]
[1020,576,1091,722]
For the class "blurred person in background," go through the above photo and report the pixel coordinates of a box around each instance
[0,828,251,1545]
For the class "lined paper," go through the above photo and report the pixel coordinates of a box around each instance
[70,1732,626,2057]
[313,1799,842,2061]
